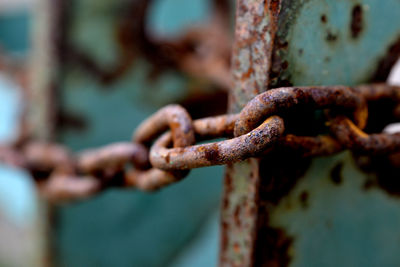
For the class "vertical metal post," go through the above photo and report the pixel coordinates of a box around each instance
[221,2,290,265]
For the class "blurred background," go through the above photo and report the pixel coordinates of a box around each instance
[0,0,234,266]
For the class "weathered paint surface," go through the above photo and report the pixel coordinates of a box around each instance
[270,152,400,267]
[222,0,400,266]
[271,0,400,87]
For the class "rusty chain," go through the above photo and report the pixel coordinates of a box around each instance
[1,83,400,202]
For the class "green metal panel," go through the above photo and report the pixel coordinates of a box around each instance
[222,0,400,266]
[271,0,400,86]
[269,152,400,267]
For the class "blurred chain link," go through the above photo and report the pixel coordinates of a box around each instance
[1,83,399,202]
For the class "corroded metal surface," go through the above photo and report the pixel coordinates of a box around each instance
[222,1,281,264]
[234,86,368,136]
[133,104,195,148]
[78,142,149,173]
[222,0,400,266]
[150,115,284,170]
[330,116,400,154]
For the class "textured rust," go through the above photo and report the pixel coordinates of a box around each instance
[204,144,221,162]
[230,0,282,110]
[133,104,195,148]
[330,162,343,185]
[330,116,400,154]
[234,86,368,137]
[150,116,285,170]
[321,14,327,23]
[354,84,400,135]
[78,142,149,174]
[350,4,363,39]
[354,83,400,101]
[132,104,197,190]
[193,114,238,139]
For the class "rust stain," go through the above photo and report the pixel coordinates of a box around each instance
[330,162,343,185]
[251,150,309,266]
[222,172,233,210]
[355,154,400,197]
[221,221,229,251]
[150,115,284,170]
[267,0,281,14]
[350,4,363,39]
[233,242,241,254]
[258,151,311,205]
[253,224,294,267]
[320,14,327,23]
[234,205,242,227]
[299,190,309,209]
[242,66,255,81]
[330,116,400,155]
[57,111,88,132]
[205,143,221,163]
[326,31,338,42]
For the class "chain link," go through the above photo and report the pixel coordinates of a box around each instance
[1,83,399,202]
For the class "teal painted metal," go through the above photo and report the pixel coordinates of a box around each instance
[0,11,30,54]
[223,0,400,266]
[270,152,400,267]
[271,0,400,87]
